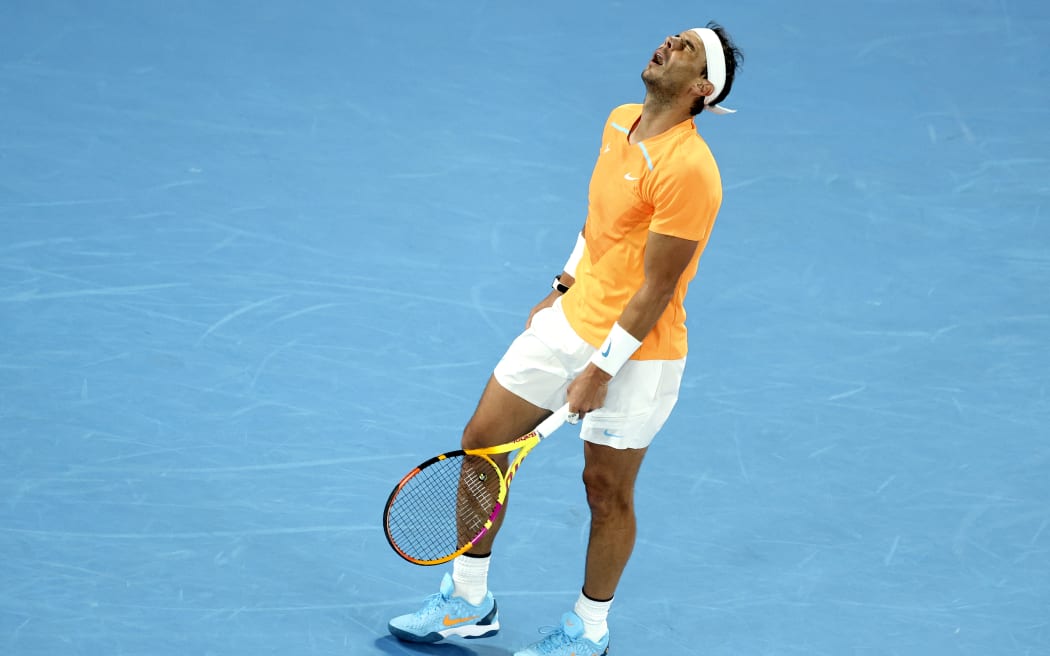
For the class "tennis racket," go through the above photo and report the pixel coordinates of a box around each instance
[383,404,572,566]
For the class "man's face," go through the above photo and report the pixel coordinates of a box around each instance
[642,31,709,97]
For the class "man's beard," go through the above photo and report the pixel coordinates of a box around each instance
[641,69,676,107]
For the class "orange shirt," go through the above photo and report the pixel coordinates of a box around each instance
[561,104,722,360]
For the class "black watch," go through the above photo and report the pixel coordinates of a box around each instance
[551,274,570,294]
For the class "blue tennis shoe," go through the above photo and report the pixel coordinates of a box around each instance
[388,572,499,643]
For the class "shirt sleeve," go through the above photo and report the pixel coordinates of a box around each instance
[646,157,721,242]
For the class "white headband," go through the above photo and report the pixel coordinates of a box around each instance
[690,27,736,115]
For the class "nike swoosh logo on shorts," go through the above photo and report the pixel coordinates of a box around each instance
[603,429,624,438]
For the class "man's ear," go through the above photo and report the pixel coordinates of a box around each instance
[694,78,715,100]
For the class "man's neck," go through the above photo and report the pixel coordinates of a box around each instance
[630,95,692,144]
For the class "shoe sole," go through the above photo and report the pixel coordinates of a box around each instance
[389,621,500,643]
[512,636,610,655]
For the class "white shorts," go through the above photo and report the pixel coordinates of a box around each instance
[493,299,685,449]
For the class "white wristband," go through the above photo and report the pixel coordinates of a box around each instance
[589,322,643,376]
[563,232,586,278]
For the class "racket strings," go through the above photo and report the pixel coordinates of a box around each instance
[386,454,502,563]
[456,458,503,544]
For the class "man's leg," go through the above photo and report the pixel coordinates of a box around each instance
[461,374,552,554]
[580,442,648,600]
[389,375,550,644]
[513,443,644,655]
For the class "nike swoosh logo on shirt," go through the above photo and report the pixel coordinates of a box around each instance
[624,173,639,181]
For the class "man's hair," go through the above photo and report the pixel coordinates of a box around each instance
[691,22,744,116]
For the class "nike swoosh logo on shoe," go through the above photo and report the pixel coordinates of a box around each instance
[442,614,479,626]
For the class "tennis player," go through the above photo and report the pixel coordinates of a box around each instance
[389,23,743,656]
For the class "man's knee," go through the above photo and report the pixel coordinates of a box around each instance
[581,465,635,520]
[461,418,495,451]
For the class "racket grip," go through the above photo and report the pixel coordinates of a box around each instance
[536,404,571,438]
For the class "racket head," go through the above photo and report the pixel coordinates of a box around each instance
[383,449,509,566]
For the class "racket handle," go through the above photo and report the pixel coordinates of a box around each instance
[536,404,571,439]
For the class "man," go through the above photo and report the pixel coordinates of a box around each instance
[388,23,743,656]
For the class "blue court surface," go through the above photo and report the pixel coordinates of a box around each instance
[2,1,1048,654]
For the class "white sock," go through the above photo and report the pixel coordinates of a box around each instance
[574,591,612,642]
[451,554,490,605]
